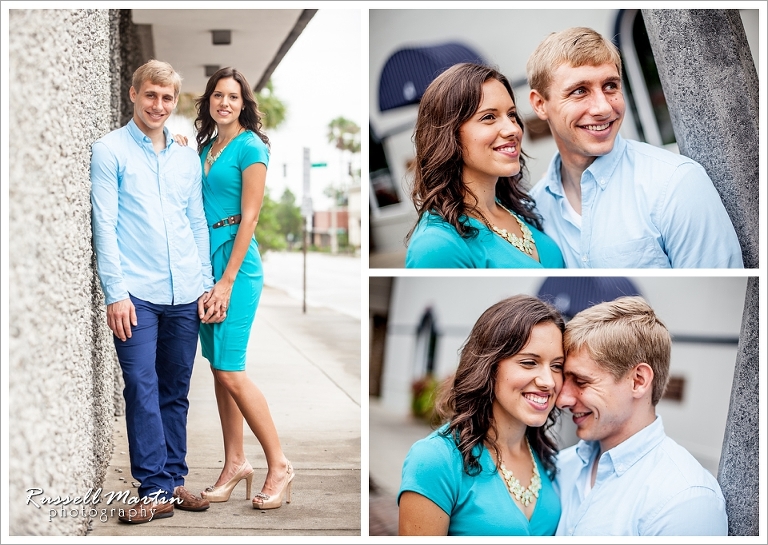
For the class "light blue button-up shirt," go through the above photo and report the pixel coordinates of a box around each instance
[554,416,728,536]
[529,134,744,268]
[91,119,214,306]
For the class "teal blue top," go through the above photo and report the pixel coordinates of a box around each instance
[399,426,561,536]
[405,211,565,268]
[201,131,269,256]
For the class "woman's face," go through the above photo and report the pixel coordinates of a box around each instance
[458,78,523,187]
[492,322,564,431]
[209,77,243,127]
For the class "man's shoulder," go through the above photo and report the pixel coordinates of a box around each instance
[554,444,580,467]
[173,142,202,161]
[656,436,721,487]
[93,124,130,148]
[623,138,702,169]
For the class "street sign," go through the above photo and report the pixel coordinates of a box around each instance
[311,162,327,168]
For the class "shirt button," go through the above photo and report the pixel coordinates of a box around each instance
[582,256,588,262]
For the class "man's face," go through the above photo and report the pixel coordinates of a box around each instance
[530,62,625,170]
[130,80,178,134]
[556,347,636,452]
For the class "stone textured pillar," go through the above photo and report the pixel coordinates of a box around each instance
[641,9,759,269]
[9,8,118,535]
[716,277,759,536]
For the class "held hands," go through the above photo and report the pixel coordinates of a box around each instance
[107,298,137,342]
[199,280,233,324]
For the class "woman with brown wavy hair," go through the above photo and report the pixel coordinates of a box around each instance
[398,294,564,536]
[192,67,294,510]
[404,63,563,268]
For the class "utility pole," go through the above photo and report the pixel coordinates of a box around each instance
[301,148,313,314]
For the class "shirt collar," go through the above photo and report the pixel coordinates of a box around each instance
[584,133,626,191]
[541,133,628,196]
[126,118,172,149]
[574,414,665,476]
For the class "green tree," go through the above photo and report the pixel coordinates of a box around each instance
[323,184,348,207]
[275,188,304,243]
[255,80,287,130]
[326,116,361,154]
[254,189,287,253]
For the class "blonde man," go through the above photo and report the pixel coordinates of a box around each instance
[91,60,215,522]
[526,27,742,268]
[555,296,727,535]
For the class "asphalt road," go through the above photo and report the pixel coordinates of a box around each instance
[262,250,362,320]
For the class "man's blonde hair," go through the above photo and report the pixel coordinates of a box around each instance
[564,296,670,405]
[131,59,182,98]
[526,26,623,100]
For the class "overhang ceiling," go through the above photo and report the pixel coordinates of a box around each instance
[131,9,315,95]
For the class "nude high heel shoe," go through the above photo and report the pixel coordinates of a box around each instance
[201,460,254,503]
[252,461,294,510]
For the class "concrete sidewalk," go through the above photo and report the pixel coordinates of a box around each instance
[88,285,361,537]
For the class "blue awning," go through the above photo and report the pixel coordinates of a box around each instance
[536,277,642,320]
[378,42,487,112]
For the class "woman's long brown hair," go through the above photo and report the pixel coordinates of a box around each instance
[406,63,542,244]
[194,67,270,155]
[434,294,564,478]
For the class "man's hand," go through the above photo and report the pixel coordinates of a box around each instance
[201,280,232,324]
[107,298,137,342]
[198,290,225,324]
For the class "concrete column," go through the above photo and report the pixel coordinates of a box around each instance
[641,9,759,268]
[716,277,759,536]
[9,8,116,535]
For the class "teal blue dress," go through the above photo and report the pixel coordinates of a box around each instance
[405,211,564,268]
[198,131,269,371]
[399,426,561,536]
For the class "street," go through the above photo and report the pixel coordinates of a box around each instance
[261,250,362,320]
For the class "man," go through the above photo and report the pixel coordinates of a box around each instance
[526,27,743,268]
[91,59,214,523]
[555,296,727,535]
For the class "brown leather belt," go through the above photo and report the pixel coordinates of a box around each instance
[212,214,242,229]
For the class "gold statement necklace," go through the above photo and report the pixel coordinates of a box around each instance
[483,202,536,256]
[206,127,243,167]
[497,439,542,507]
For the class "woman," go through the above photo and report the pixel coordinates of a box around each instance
[405,63,564,268]
[193,67,294,510]
[398,294,564,536]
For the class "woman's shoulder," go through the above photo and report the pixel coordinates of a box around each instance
[406,216,476,268]
[407,426,460,460]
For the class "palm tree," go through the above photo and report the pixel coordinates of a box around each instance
[327,116,361,155]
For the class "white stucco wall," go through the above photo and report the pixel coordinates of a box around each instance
[9,9,119,535]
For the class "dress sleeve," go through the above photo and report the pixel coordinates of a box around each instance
[405,221,475,268]
[398,435,460,516]
[240,133,270,170]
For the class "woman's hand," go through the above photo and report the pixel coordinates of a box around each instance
[174,134,189,147]
[201,278,234,324]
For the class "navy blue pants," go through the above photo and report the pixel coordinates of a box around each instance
[114,295,199,500]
